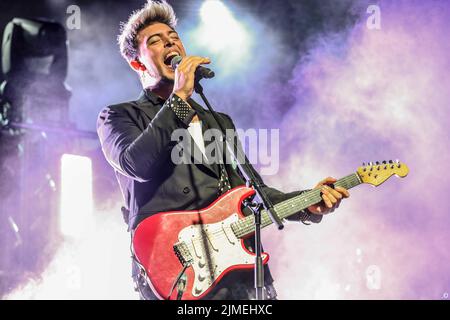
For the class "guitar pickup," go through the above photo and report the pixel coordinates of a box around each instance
[173,242,193,267]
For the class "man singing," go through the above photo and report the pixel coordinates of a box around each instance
[97,0,349,300]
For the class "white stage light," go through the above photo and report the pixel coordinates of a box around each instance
[60,154,93,237]
[196,0,251,69]
[200,0,234,26]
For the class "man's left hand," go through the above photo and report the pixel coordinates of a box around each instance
[307,177,350,215]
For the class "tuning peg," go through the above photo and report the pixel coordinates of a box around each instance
[389,160,393,164]
[362,162,366,166]
[395,159,399,164]
[382,160,387,164]
[376,161,380,165]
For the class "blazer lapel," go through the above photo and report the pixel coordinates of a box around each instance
[135,90,220,178]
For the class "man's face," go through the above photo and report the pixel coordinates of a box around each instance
[135,22,186,83]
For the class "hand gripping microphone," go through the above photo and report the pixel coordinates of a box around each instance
[170,55,215,80]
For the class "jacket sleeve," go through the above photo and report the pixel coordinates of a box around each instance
[222,113,322,224]
[96,97,193,182]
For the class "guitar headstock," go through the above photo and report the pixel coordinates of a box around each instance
[357,160,409,186]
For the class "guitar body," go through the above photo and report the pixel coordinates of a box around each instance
[132,160,409,300]
[132,186,270,300]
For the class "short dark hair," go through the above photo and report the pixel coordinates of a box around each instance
[118,0,177,62]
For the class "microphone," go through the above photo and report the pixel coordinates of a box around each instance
[170,55,215,80]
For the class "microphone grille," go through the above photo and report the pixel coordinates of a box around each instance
[170,55,182,70]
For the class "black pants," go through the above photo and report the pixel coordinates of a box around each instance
[132,262,277,300]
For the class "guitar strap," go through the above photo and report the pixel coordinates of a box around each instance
[168,264,189,300]
[129,232,150,293]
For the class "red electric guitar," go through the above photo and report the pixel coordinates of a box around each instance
[132,161,409,300]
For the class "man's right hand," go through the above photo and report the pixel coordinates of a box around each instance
[173,56,211,101]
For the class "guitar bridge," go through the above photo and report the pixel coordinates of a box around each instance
[173,242,193,267]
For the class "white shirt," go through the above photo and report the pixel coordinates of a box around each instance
[187,120,206,157]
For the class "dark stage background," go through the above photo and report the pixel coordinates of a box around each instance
[0,0,449,299]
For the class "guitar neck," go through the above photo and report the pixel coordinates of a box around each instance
[232,173,362,238]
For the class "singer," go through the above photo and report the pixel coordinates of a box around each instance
[96,0,349,300]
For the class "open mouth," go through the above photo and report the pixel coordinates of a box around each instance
[163,52,180,67]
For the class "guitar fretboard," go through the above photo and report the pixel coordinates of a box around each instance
[231,173,362,238]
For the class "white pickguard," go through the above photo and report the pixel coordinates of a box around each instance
[177,213,266,297]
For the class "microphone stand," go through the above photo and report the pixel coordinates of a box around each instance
[194,79,284,300]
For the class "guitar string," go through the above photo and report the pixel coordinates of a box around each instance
[183,174,358,241]
[262,174,358,220]
[175,167,397,262]
[180,174,360,242]
[192,164,397,239]
[182,173,353,259]
[233,174,360,237]
[180,170,388,261]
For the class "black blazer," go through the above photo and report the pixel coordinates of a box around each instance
[97,90,319,230]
